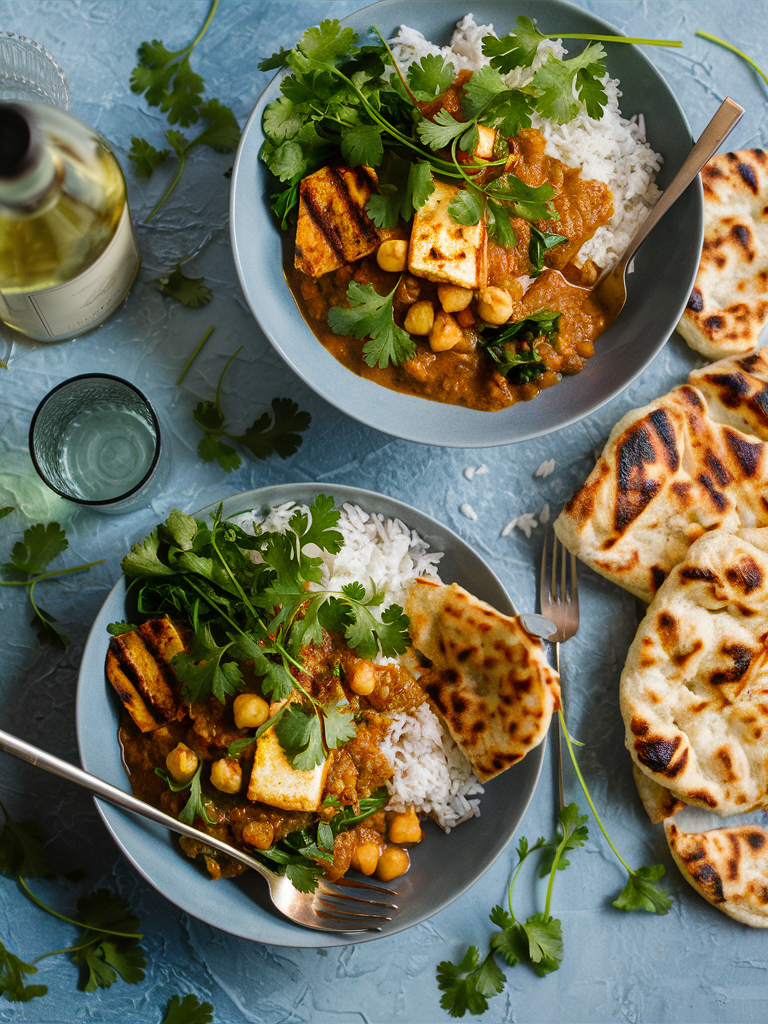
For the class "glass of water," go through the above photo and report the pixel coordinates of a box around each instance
[29,374,167,514]
[0,32,71,109]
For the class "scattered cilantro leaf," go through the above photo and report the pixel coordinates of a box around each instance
[128,136,170,178]
[155,262,212,307]
[437,946,505,1018]
[191,348,310,472]
[0,940,47,1003]
[106,620,139,636]
[327,279,415,368]
[0,801,53,879]
[275,702,326,771]
[0,506,13,519]
[157,762,216,827]
[70,890,145,992]
[162,993,214,1024]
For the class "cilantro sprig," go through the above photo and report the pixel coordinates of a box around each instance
[155,260,213,308]
[192,347,311,472]
[162,994,214,1024]
[437,803,588,1017]
[0,521,105,647]
[129,0,241,221]
[480,310,559,385]
[326,278,415,368]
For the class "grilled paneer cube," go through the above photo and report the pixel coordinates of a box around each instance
[408,179,488,289]
[247,726,330,812]
[295,164,384,278]
[106,617,186,732]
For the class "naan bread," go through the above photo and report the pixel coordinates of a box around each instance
[665,820,768,927]
[677,149,768,360]
[553,378,768,602]
[620,530,768,816]
[404,578,560,781]
[689,348,768,439]
[632,764,685,824]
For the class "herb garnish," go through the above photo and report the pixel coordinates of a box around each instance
[155,260,213,308]
[162,994,215,1024]
[119,496,410,769]
[326,279,415,368]
[129,0,241,221]
[696,30,768,88]
[0,522,105,647]
[480,310,559,384]
[192,347,311,471]
[436,803,588,1017]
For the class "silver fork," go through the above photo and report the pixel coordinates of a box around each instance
[539,528,580,809]
[0,727,397,933]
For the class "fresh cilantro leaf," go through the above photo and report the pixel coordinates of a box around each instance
[529,225,568,275]
[0,801,53,879]
[162,994,214,1024]
[340,123,384,167]
[106,620,139,636]
[406,54,456,100]
[436,946,505,1018]
[539,802,589,876]
[461,65,509,120]
[322,703,357,749]
[128,136,170,177]
[274,702,326,770]
[197,434,241,472]
[485,198,518,248]
[480,90,535,137]
[533,43,608,123]
[613,864,672,915]
[4,522,67,577]
[166,762,216,827]
[262,96,303,142]
[482,17,548,72]
[71,890,145,992]
[521,912,563,976]
[365,157,434,228]
[230,398,312,461]
[488,906,526,967]
[155,264,213,308]
[447,186,484,227]
[121,528,177,579]
[31,602,70,648]
[484,173,555,222]
[191,98,241,153]
[417,109,468,151]
[0,506,13,519]
[327,280,415,369]
[296,19,358,63]
[173,629,243,704]
[299,494,343,552]
[0,939,47,1002]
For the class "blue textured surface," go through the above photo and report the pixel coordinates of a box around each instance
[1,2,767,1022]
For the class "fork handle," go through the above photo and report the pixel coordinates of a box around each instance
[555,642,565,811]
[0,727,274,881]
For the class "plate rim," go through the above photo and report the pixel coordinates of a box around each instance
[229,0,703,448]
[76,482,545,948]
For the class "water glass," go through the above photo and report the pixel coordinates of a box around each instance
[0,32,71,109]
[29,374,167,514]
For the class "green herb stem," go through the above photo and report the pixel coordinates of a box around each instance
[548,33,682,48]
[188,0,219,54]
[0,560,106,586]
[145,151,186,223]
[558,709,632,875]
[696,30,768,87]
[17,877,142,940]
[177,325,215,385]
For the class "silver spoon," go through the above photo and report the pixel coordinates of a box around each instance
[594,96,744,319]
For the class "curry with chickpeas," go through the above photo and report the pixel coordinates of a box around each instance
[286,114,615,411]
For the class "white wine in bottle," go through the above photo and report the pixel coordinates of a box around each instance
[0,102,140,341]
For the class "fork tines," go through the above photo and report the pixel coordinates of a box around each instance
[313,877,398,929]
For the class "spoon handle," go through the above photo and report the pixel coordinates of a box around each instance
[616,96,744,274]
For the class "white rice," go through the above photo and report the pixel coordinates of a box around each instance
[390,13,663,271]
[232,501,484,830]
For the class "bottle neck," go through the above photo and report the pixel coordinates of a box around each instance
[0,103,58,209]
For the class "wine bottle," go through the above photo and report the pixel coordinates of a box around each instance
[0,101,140,341]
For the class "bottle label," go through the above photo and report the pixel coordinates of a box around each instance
[0,203,140,342]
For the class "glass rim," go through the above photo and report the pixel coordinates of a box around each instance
[0,30,72,111]
[28,373,162,507]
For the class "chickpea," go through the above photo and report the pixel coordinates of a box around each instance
[351,841,381,876]
[404,300,435,336]
[375,844,410,882]
[388,807,423,845]
[350,660,376,696]
[165,743,198,785]
[456,306,476,328]
[242,819,275,850]
[429,310,463,352]
[376,239,408,273]
[437,284,473,313]
[209,757,242,794]
[233,692,270,730]
[395,274,420,305]
[477,286,514,325]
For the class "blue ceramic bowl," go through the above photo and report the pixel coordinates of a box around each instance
[230,0,703,447]
[76,484,544,947]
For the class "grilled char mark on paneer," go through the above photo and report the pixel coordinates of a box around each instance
[106,617,186,733]
[295,164,391,278]
[408,179,488,290]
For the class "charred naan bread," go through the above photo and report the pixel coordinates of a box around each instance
[404,578,560,781]
[677,149,768,360]
[665,820,768,927]
[620,530,768,816]
[632,764,686,824]
[689,348,768,440]
[554,379,768,603]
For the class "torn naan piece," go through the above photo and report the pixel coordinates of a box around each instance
[677,149,768,360]
[620,530,768,817]
[665,820,768,927]
[632,764,686,824]
[689,347,768,440]
[553,381,768,603]
[404,578,560,782]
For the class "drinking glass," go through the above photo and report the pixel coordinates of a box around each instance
[29,374,167,514]
[0,32,71,109]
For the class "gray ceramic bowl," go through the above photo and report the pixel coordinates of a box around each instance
[230,0,703,447]
[76,484,544,947]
